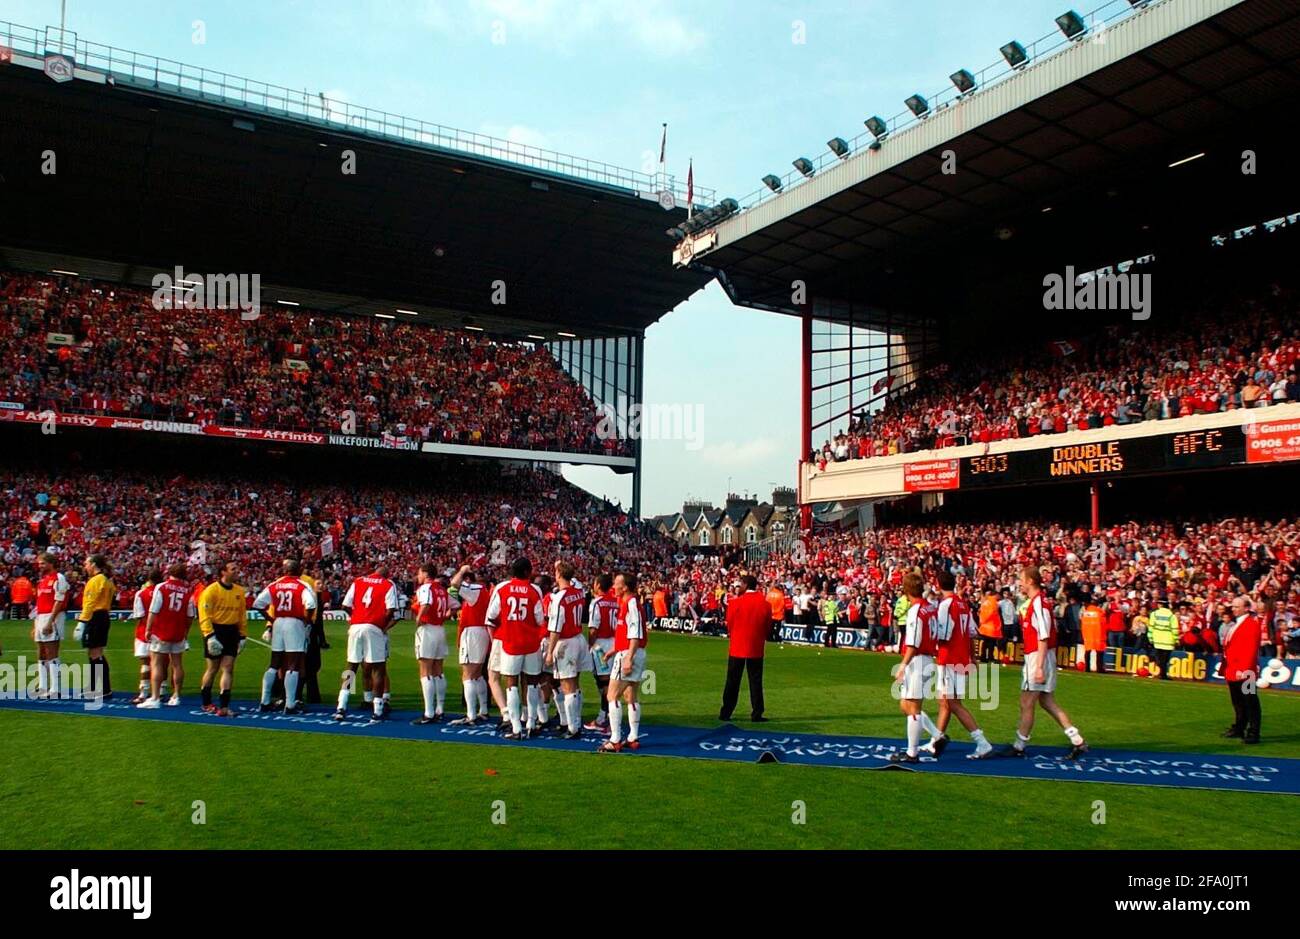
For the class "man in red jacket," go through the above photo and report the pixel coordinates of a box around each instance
[1221,595,1262,744]
[719,575,773,722]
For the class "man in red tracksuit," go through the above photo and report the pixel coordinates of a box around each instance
[719,575,773,723]
[1221,595,1262,744]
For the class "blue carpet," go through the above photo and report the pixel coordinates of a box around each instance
[2,695,1296,794]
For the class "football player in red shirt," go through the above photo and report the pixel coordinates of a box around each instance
[129,567,163,705]
[31,552,71,700]
[334,563,399,721]
[890,573,940,764]
[598,572,647,753]
[449,563,493,725]
[583,573,619,732]
[252,559,318,715]
[543,560,591,738]
[410,563,451,725]
[1006,565,1088,759]
[924,571,994,759]
[486,557,546,740]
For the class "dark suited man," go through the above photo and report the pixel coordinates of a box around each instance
[719,575,774,723]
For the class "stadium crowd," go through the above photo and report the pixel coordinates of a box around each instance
[0,465,672,615]
[648,516,1300,661]
[813,289,1300,465]
[0,271,627,456]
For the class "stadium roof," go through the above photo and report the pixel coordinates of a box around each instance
[0,21,713,339]
[685,0,1300,318]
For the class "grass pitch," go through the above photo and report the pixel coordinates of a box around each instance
[1,618,1296,850]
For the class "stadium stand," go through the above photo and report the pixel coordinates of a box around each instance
[655,514,1298,659]
[0,460,673,614]
[813,284,1300,465]
[0,271,630,457]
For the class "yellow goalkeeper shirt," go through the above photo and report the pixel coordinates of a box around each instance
[199,580,248,637]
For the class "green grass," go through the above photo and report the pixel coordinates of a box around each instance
[1,618,1297,849]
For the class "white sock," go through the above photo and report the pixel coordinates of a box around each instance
[627,700,641,742]
[49,659,62,698]
[906,714,922,756]
[609,699,624,744]
[567,691,583,733]
[538,694,549,724]
[554,689,566,720]
[1064,725,1084,746]
[506,686,522,734]
[373,694,384,717]
[971,728,987,745]
[36,660,48,695]
[363,690,374,704]
[463,679,478,721]
[434,675,446,714]
[421,676,436,718]
[284,671,299,709]
[261,668,277,706]
[337,671,355,711]
[526,685,541,729]
[1014,731,1030,751]
[475,677,489,715]
[139,666,150,695]
[919,711,940,739]
[383,691,391,702]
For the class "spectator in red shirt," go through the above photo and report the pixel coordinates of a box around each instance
[719,575,773,723]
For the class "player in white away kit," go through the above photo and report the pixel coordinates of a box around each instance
[889,573,943,764]
[251,559,317,715]
[411,563,452,725]
[599,572,647,753]
[448,564,492,725]
[334,565,399,721]
[922,570,993,759]
[543,561,591,739]
[1004,565,1089,759]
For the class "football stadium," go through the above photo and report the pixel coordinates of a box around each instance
[1,0,1298,906]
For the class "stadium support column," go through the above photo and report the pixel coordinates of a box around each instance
[799,306,813,532]
[1090,483,1100,534]
[632,332,645,518]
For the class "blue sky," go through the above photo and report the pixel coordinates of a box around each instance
[6,0,1075,515]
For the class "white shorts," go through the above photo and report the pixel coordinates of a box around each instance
[498,649,543,677]
[415,624,449,660]
[271,617,308,654]
[1022,651,1058,693]
[457,626,490,665]
[550,634,592,680]
[149,637,186,655]
[898,654,935,700]
[134,638,150,659]
[590,636,615,675]
[609,647,647,684]
[34,612,65,643]
[937,662,970,699]
[487,637,504,672]
[347,623,388,664]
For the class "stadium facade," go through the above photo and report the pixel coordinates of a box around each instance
[0,19,715,514]
[676,0,1300,529]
